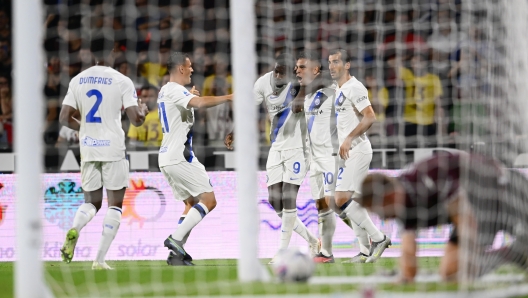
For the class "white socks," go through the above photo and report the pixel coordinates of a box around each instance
[351,220,371,255]
[172,203,209,241]
[178,215,192,246]
[72,203,97,232]
[95,206,122,264]
[318,209,336,256]
[342,200,384,242]
[279,209,297,249]
[276,210,318,248]
[293,216,318,245]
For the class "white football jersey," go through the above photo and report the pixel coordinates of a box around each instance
[304,85,338,158]
[157,82,197,167]
[62,66,138,162]
[254,71,304,151]
[334,77,372,151]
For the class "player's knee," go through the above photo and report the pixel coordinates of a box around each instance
[316,199,329,212]
[200,192,217,211]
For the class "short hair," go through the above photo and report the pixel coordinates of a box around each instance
[357,173,396,208]
[166,52,189,73]
[296,50,322,69]
[141,85,158,93]
[90,37,114,61]
[328,49,352,64]
[275,53,294,68]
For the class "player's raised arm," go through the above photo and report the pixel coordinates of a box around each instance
[187,92,233,109]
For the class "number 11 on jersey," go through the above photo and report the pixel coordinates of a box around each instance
[158,102,170,133]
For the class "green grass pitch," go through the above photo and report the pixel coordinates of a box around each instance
[0,258,474,297]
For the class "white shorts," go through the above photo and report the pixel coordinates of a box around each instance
[309,155,338,200]
[335,150,372,194]
[81,159,129,192]
[161,160,213,201]
[266,148,308,187]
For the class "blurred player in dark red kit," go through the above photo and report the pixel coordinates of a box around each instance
[358,153,528,282]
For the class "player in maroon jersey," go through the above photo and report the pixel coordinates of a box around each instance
[358,153,528,282]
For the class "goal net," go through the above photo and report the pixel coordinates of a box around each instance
[4,0,528,296]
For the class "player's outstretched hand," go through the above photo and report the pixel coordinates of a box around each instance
[224,132,234,150]
[339,137,352,160]
[190,86,200,96]
[138,98,149,114]
[292,97,304,113]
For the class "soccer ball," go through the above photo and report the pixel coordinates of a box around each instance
[271,248,315,282]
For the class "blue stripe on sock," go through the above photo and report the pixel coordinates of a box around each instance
[178,216,185,224]
[339,199,353,212]
[110,206,122,214]
[193,204,207,218]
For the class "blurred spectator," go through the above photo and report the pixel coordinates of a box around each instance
[427,17,460,77]
[44,56,62,99]
[365,68,389,140]
[127,85,162,148]
[0,86,12,147]
[400,53,444,146]
[137,41,170,87]
[202,53,232,144]
[0,38,11,75]
[116,61,143,89]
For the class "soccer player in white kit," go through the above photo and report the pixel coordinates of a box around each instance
[59,40,148,269]
[224,54,319,259]
[158,52,233,266]
[329,49,391,263]
[294,51,339,263]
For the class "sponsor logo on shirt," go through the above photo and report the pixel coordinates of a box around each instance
[158,92,164,99]
[290,88,297,96]
[82,136,111,147]
[183,91,191,96]
[133,90,138,98]
[159,146,168,153]
[356,95,367,104]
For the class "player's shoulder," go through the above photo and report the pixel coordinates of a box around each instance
[319,84,337,98]
[254,71,272,88]
[161,82,190,98]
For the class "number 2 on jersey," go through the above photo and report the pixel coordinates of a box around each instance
[85,89,103,123]
[158,102,170,133]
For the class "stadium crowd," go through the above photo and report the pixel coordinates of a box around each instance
[0,0,496,153]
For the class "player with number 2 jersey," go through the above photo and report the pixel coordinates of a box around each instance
[59,40,147,270]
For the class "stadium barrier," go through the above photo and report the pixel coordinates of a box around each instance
[0,146,515,173]
[0,170,518,261]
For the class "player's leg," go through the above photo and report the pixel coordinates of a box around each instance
[312,159,336,263]
[179,197,197,247]
[281,149,319,254]
[92,159,129,270]
[162,161,214,265]
[61,161,103,263]
[315,198,336,263]
[335,151,390,263]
